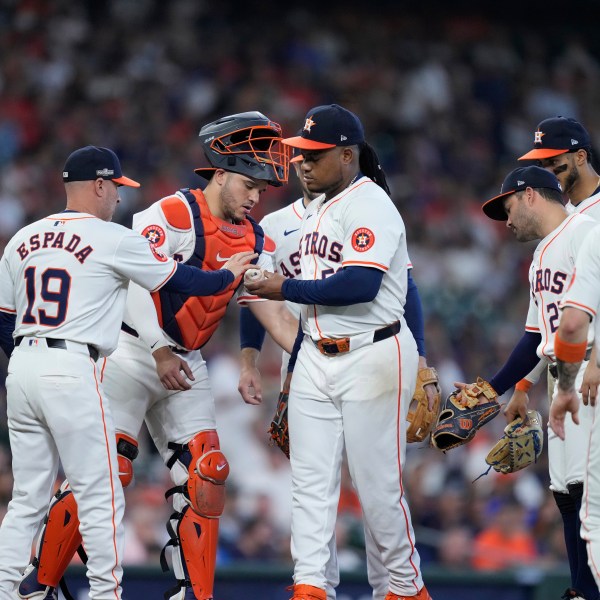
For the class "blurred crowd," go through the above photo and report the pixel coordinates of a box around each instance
[1,0,599,577]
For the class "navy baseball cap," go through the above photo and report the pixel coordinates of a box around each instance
[482,166,562,221]
[519,116,591,160]
[283,104,365,150]
[62,146,140,187]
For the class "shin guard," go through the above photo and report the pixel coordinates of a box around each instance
[162,430,228,600]
[36,482,82,587]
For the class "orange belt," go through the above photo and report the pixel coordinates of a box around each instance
[315,321,401,356]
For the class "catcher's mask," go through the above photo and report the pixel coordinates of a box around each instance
[194,111,290,186]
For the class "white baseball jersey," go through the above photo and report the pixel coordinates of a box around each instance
[525,212,596,361]
[0,212,177,356]
[562,223,600,329]
[566,187,600,218]
[287,176,424,597]
[254,198,305,318]
[0,210,176,600]
[298,176,408,339]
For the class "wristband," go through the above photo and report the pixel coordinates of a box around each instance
[515,379,533,392]
[554,335,587,363]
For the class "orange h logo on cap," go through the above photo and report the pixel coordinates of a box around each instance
[304,116,316,133]
[534,129,545,144]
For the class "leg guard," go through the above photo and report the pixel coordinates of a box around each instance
[20,433,138,593]
[161,430,229,600]
[35,481,82,589]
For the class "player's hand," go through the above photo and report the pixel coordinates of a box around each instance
[238,364,262,405]
[580,359,600,406]
[223,251,258,279]
[245,271,286,301]
[503,389,529,423]
[418,356,438,411]
[549,388,580,441]
[152,346,194,391]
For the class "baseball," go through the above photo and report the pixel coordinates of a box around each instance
[244,268,264,284]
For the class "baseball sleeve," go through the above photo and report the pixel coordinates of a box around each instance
[340,185,404,272]
[113,231,177,292]
[562,224,600,318]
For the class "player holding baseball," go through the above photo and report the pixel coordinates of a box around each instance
[0,146,257,600]
[239,150,436,600]
[14,116,295,600]
[517,117,600,600]
[246,104,432,600]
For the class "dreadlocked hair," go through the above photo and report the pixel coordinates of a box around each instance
[358,141,390,196]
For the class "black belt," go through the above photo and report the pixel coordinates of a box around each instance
[315,321,401,356]
[14,336,99,362]
[121,322,188,355]
[548,347,592,379]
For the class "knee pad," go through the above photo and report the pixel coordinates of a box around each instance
[36,481,82,587]
[116,432,138,487]
[187,433,229,518]
[554,490,578,515]
[167,430,229,517]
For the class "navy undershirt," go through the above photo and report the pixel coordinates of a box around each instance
[488,331,542,395]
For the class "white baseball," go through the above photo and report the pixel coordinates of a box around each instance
[244,268,264,283]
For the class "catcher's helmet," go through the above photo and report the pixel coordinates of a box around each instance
[195,111,289,186]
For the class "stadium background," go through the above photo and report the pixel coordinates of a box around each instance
[1,0,599,597]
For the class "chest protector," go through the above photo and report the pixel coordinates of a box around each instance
[153,188,264,350]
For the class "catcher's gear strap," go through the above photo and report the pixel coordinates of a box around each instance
[36,482,82,588]
[160,504,219,600]
[406,366,441,443]
[116,432,138,487]
[166,430,229,517]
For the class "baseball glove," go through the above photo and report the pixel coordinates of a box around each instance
[407,367,442,443]
[268,390,290,458]
[430,377,501,451]
[485,410,543,474]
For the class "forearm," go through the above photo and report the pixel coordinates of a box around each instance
[282,267,383,306]
[404,270,425,357]
[240,346,260,370]
[488,331,542,396]
[0,312,15,358]
[240,306,266,351]
[555,307,591,391]
[163,263,234,296]
[249,300,297,354]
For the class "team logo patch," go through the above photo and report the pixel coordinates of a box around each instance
[142,224,166,247]
[150,244,168,262]
[351,227,375,252]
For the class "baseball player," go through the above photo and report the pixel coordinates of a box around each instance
[14,116,294,600]
[0,146,257,600]
[550,223,600,593]
[246,104,431,600]
[239,154,435,600]
[516,117,600,600]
